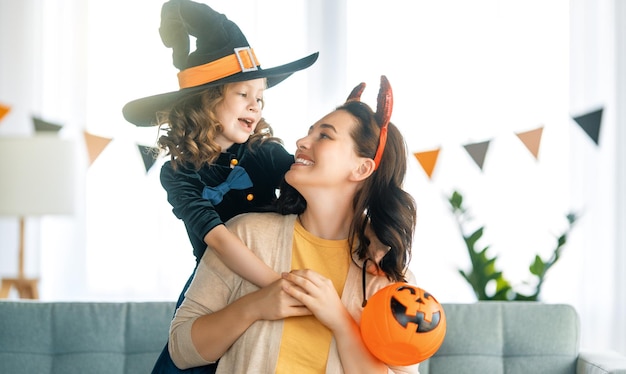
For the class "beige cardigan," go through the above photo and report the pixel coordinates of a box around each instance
[169,213,419,374]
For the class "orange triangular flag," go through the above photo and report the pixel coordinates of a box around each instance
[463,140,491,171]
[515,126,544,160]
[84,131,112,166]
[413,148,441,179]
[0,103,10,123]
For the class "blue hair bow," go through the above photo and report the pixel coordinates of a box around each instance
[202,166,253,205]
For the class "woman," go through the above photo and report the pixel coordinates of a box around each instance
[169,76,418,373]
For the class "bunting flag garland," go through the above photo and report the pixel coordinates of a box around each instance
[414,124,550,181]
[463,140,491,171]
[137,144,160,173]
[0,103,10,123]
[572,108,603,145]
[515,126,544,160]
[83,131,112,166]
[414,148,441,179]
[32,116,63,133]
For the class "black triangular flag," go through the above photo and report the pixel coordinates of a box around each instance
[572,108,603,145]
[137,144,159,173]
[32,116,63,133]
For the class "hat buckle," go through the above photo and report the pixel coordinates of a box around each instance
[234,47,259,73]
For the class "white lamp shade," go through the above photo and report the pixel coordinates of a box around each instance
[0,136,76,216]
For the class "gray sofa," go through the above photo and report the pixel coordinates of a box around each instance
[1,301,625,373]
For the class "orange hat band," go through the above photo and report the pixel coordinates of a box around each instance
[177,47,261,89]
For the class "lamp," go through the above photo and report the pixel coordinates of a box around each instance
[0,136,76,299]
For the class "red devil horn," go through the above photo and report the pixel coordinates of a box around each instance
[347,82,366,102]
[375,75,393,127]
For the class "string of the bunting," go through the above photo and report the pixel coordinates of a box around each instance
[4,112,163,173]
[8,106,603,177]
[413,106,604,180]
[414,126,544,179]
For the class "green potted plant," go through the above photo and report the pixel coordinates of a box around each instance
[448,190,578,301]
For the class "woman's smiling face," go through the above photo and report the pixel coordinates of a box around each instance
[287,109,365,190]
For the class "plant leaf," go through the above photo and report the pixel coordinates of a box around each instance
[529,255,545,276]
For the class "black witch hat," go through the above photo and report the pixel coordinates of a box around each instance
[123,0,318,126]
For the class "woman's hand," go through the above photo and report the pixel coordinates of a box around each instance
[280,269,349,331]
[281,269,389,373]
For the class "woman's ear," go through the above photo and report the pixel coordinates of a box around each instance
[350,158,376,181]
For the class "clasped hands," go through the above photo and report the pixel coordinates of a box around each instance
[251,244,388,329]
[251,269,347,332]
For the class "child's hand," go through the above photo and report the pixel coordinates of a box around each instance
[251,277,312,321]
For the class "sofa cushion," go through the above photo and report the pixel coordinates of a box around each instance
[421,302,580,374]
[0,301,175,374]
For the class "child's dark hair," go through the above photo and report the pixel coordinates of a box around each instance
[276,101,416,282]
[157,84,280,171]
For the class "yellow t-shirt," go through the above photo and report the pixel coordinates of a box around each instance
[275,219,351,374]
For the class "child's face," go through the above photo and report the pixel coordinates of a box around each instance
[214,78,266,150]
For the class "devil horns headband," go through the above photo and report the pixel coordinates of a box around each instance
[346,75,393,170]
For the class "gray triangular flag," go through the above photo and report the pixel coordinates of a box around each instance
[32,116,63,133]
[463,140,491,171]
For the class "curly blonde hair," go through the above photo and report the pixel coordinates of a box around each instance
[156,84,279,171]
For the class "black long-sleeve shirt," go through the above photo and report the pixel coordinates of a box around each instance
[160,140,294,262]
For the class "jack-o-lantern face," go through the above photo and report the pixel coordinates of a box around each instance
[360,282,447,365]
[391,285,442,333]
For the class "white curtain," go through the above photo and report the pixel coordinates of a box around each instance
[0,0,89,299]
[611,0,625,355]
[569,0,625,355]
[0,0,623,355]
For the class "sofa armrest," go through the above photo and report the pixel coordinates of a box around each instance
[577,350,626,374]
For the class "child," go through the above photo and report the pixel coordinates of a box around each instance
[124,0,318,291]
[123,1,317,372]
